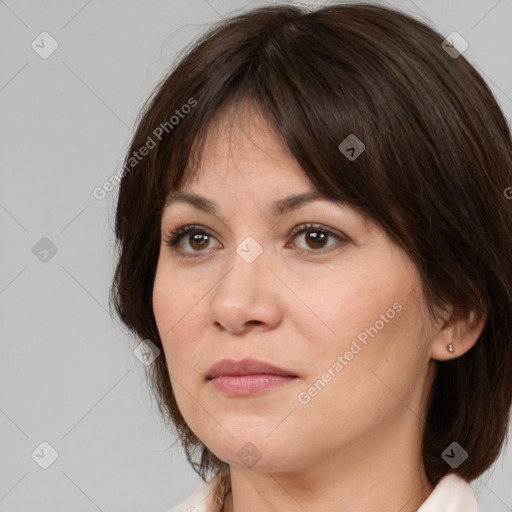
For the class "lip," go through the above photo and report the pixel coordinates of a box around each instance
[207,358,297,379]
[207,358,298,396]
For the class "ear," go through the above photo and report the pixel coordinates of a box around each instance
[431,305,487,361]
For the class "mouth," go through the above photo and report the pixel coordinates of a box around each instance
[207,358,299,396]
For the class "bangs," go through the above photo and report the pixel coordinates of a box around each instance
[159,34,392,232]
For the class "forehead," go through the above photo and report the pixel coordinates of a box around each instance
[179,102,313,193]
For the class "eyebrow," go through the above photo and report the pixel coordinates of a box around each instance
[164,190,343,217]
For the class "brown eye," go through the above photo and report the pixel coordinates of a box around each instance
[188,233,211,251]
[164,224,221,257]
[303,229,329,249]
[164,222,347,259]
[290,223,345,253]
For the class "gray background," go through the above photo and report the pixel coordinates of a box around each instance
[1,0,511,511]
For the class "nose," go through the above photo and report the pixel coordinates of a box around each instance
[207,242,283,335]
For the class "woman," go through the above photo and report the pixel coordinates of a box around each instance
[110,3,512,511]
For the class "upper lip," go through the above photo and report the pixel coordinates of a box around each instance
[207,358,297,379]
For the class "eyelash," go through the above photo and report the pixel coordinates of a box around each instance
[163,223,347,259]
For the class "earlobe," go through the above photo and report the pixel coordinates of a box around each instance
[431,307,487,361]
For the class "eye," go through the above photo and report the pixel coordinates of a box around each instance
[288,223,346,254]
[163,222,348,259]
[163,224,221,258]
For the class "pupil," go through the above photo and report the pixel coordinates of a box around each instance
[307,230,326,248]
[191,234,208,250]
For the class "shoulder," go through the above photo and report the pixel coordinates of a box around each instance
[163,477,219,512]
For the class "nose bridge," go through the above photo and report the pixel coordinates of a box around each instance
[217,234,268,298]
[208,234,280,330]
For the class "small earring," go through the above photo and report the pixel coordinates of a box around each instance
[447,343,454,353]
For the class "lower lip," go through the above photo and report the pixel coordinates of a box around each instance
[209,374,297,396]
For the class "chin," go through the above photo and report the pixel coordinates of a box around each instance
[204,433,302,473]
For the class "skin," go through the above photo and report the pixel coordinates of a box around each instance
[152,103,485,512]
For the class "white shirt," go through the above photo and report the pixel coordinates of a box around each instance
[165,472,480,512]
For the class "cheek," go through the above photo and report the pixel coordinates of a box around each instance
[293,293,428,448]
[281,264,398,357]
[152,264,206,374]
[293,263,427,396]
[153,272,211,433]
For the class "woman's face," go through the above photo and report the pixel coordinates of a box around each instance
[153,107,441,474]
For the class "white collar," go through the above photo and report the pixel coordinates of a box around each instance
[417,473,478,511]
[166,472,479,512]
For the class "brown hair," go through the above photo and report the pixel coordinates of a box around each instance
[109,1,512,503]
